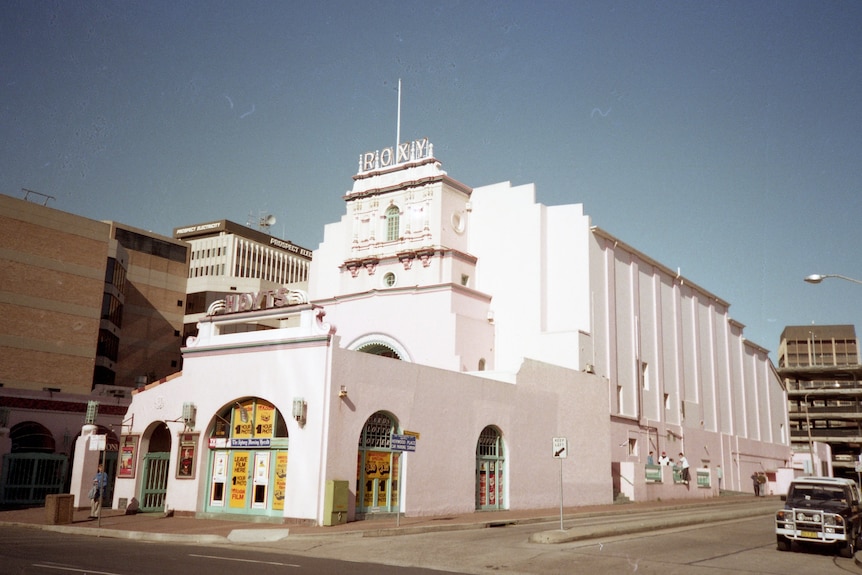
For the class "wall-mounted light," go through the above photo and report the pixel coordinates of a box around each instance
[292,398,307,426]
[182,402,196,430]
[339,386,348,398]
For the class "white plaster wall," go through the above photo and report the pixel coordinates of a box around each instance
[324,348,612,517]
[589,228,791,497]
[468,182,592,373]
[316,287,493,372]
[116,316,334,521]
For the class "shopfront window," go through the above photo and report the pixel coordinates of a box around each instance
[206,398,288,516]
[356,411,400,514]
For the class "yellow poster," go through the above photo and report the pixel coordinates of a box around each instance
[255,402,275,438]
[233,402,253,438]
[363,451,391,507]
[272,451,288,511]
[230,452,249,508]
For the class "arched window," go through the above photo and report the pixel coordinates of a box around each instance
[357,342,401,359]
[349,334,411,361]
[357,412,400,513]
[205,399,289,516]
[10,421,55,453]
[385,206,400,242]
[476,426,505,510]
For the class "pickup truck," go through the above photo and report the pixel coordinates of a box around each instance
[775,476,862,557]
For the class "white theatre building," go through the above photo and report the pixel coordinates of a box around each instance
[84,138,789,524]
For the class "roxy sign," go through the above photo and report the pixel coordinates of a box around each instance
[359,137,431,173]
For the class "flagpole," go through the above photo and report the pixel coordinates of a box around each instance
[396,78,402,150]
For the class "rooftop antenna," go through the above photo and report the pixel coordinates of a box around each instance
[22,188,55,206]
[259,213,276,234]
[396,78,402,150]
[247,210,276,234]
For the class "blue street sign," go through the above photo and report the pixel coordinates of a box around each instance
[390,433,417,452]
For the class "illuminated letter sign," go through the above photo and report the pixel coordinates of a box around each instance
[221,287,309,315]
[358,138,432,173]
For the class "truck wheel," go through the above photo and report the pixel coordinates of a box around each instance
[839,538,855,558]
[776,536,791,552]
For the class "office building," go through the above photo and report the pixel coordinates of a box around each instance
[174,219,311,341]
[778,325,862,478]
[0,193,188,505]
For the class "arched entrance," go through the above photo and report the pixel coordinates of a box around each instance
[0,422,67,506]
[356,411,401,515]
[204,398,289,517]
[476,426,505,510]
[140,423,171,512]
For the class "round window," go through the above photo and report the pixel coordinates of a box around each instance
[383,272,397,287]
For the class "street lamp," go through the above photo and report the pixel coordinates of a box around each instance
[805,274,862,286]
[803,272,862,480]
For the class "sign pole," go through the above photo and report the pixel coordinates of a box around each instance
[396,452,401,528]
[552,437,567,531]
[98,446,104,528]
[559,457,564,530]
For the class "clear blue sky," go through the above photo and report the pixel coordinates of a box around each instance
[2,1,861,357]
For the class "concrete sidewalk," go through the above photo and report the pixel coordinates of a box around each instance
[0,494,778,546]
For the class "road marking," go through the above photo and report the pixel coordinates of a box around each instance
[33,565,123,575]
[189,553,300,567]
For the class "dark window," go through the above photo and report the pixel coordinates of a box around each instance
[114,228,187,263]
[96,329,120,362]
[100,293,123,328]
[104,257,127,293]
[92,365,116,387]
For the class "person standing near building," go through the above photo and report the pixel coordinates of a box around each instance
[678,453,690,484]
[757,472,767,496]
[751,471,760,496]
[89,464,108,519]
[647,451,655,465]
[658,451,670,466]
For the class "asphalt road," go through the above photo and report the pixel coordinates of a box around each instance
[3,508,862,575]
[258,513,862,574]
[0,526,469,575]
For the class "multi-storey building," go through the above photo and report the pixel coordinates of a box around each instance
[174,220,311,340]
[778,324,862,479]
[108,138,790,524]
[0,193,188,505]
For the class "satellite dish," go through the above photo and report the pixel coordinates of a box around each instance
[260,214,277,227]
